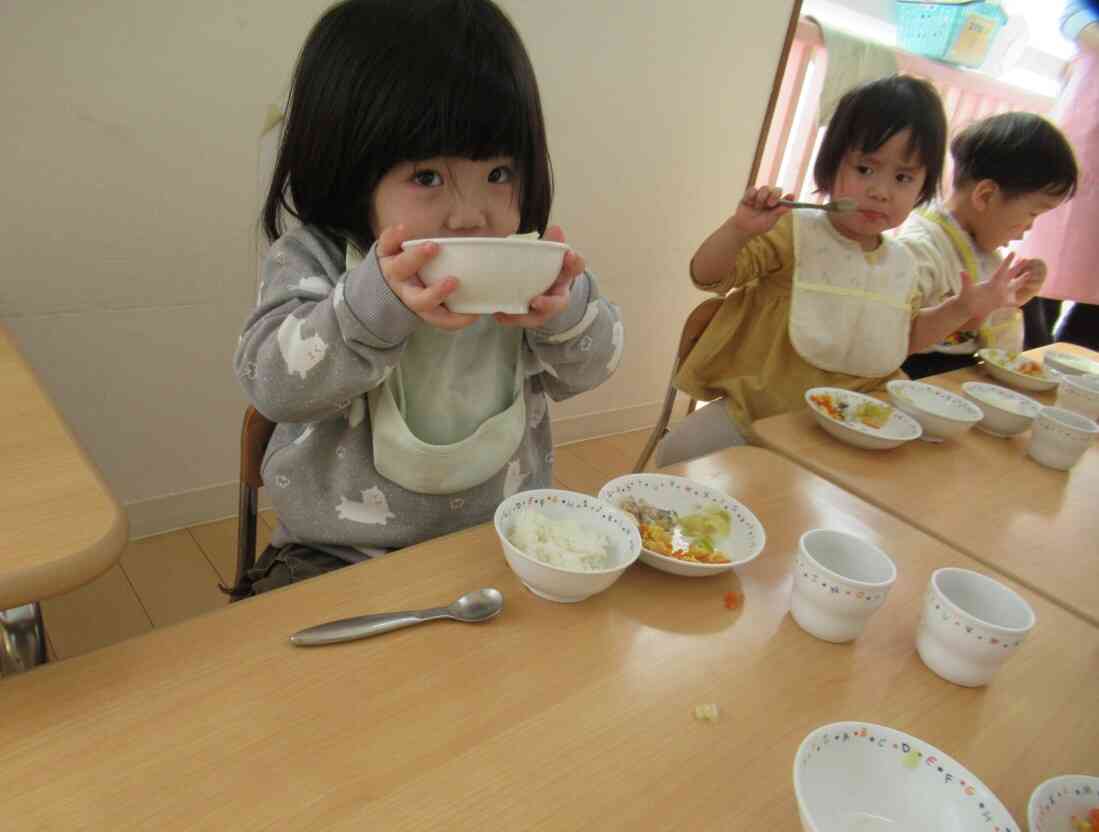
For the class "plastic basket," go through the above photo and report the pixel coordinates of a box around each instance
[895,0,1007,68]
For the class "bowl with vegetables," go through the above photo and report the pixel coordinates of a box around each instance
[598,474,765,577]
[805,388,922,450]
[1028,775,1099,832]
[977,348,1060,392]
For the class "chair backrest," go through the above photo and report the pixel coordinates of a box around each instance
[240,406,276,490]
[632,295,726,472]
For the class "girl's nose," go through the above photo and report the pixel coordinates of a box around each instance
[445,194,487,232]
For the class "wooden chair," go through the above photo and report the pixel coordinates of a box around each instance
[219,406,277,601]
[633,296,725,472]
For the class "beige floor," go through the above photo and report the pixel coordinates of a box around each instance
[40,428,656,663]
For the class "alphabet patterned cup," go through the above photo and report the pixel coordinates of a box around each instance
[790,529,897,643]
[1026,406,1099,471]
[916,568,1035,687]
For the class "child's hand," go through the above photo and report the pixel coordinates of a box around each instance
[1014,258,1047,307]
[732,186,794,237]
[494,226,586,329]
[957,253,1033,320]
[375,225,480,331]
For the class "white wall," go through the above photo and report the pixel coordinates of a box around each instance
[1,0,794,537]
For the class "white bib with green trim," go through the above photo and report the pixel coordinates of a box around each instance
[789,209,916,378]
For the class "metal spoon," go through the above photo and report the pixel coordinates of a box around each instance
[778,197,858,213]
[289,588,504,647]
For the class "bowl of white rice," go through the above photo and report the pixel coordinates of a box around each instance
[494,489,641,603]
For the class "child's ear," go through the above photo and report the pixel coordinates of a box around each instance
[970,179,1000,213]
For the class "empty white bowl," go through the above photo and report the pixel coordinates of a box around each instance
[1056,372,1099,421]
[916,567,1036,687]
[597,474,765,577]
[494,489,640,603]
[961,382,1041,437]
[1028,774,1099,832]
[805,388,922,450]
[1027,406,1099,471]
[1044,349,1099,377]
[886,380,982,440]
[794,721,1017,832]
[402,236,568,314]
[790,529,896,643]
[977,348,1060,392]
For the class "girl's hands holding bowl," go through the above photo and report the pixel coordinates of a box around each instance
[733,186,794,237]
[493,225,586,329]
[376,225,480,331]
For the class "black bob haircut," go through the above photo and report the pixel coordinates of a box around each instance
[813,75,947,207]
[951,112,1078,199]
[262,0,553,251]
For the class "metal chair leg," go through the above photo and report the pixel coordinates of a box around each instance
[0,602,48,676]
[633,365,685,473]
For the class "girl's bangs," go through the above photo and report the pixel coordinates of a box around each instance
[402,67,531,164]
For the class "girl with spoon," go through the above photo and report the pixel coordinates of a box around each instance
[676,75,1033,444]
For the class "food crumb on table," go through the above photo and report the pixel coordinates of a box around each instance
[693,704,720,722]
[723,591,740,610]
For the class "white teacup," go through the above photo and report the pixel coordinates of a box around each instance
[1026,405,1099,471]
[790,529,897,643]
[1055,373,1099,421]
[916,567,1035,687]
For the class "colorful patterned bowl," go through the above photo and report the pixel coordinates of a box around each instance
[794,722,1018,832]
[494,489,640,603]
[1028,775,1099,832]
[598,474,765,577]
[805,387,923,450]
[886,380,982,440]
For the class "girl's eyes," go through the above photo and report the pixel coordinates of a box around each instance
[412,170,443,187]
[855,164,873,176]
[896,173,914,185]
[488,165,515,184]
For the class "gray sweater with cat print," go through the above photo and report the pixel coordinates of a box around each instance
[234,226,622,563]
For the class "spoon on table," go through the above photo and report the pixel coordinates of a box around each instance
[778,197,858,213]
[289,588,504,647]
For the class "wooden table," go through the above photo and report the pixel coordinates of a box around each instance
[1,448,1094,830]
[754,343,1099,626]
[0,324,127,669]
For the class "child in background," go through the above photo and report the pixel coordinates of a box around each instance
[897,112,1077,379]
[676,75,1032,441]
[233,0,622,594]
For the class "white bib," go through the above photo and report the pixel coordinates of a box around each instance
[345,242,528,495]
[789,209,916,378]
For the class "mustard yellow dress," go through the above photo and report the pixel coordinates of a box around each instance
[675,214,919,437]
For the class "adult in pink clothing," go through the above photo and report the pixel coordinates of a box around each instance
[1021,1,1099,349]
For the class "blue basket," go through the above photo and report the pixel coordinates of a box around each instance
[895,0,1007,68]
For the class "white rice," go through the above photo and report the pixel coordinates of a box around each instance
[508,509,611,571]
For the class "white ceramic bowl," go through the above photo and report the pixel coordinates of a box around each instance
[402,237,568,314]
[916,567,1036,687]
[794,721,1018,832]
[977,348,1060,392]
[961,381,1041,437]
[493,489,640,603]
[1056,372,1099,421]
[886,380,982,440]
[790,529,896,643]
[597,474,765,577]
[805,388,922,450]
[1027,405,1099,471]
[1044,349,1099,377]
[1028,775,1099,832]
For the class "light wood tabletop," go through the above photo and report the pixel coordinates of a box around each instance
[754,343,1099,626]
[0,324,127,610]
[1,448,1094,830]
